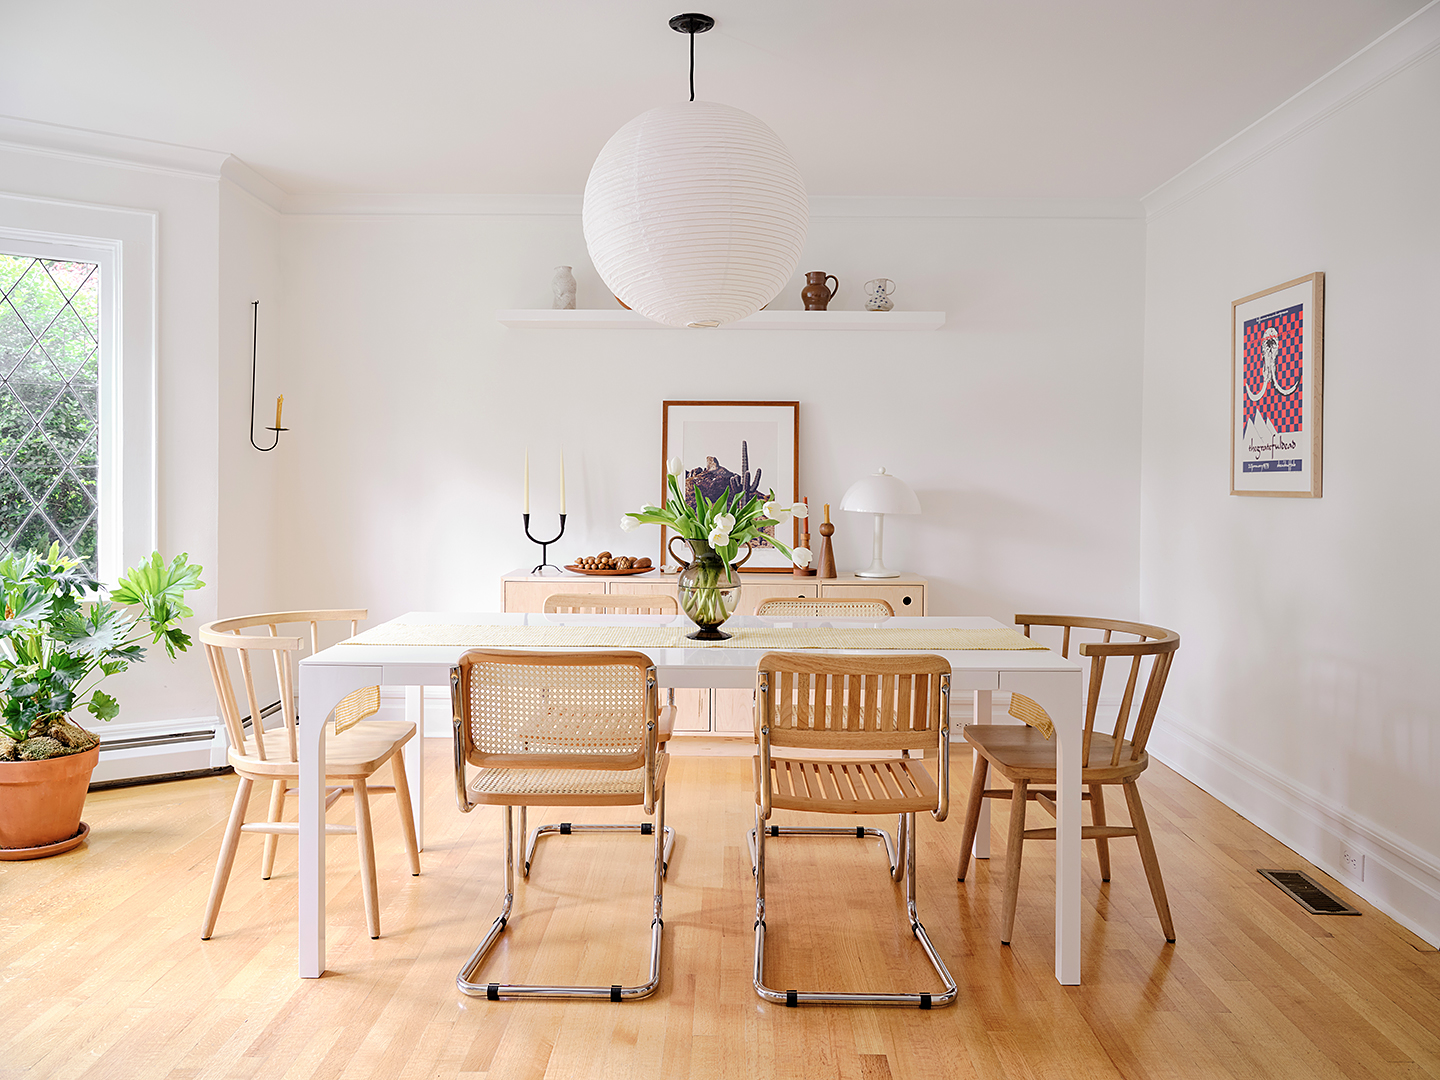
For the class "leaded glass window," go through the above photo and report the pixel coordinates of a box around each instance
[0,253,101,572]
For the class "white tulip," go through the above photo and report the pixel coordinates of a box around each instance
[713,512,736,534]
[620,514,638,532]
[667,457,684,477]
[762,500,789,522]
[790,501,810,519]
[708,525,732,547]
[792,547,813,569]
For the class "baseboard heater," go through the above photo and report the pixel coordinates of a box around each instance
[88,700,279,790]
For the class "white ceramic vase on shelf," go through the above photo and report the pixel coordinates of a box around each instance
[864,278,895,311]
[551,266,577,310]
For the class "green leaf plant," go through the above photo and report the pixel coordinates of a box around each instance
[0,544,205,762]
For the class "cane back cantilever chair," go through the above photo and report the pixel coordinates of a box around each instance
[755,596,895,618]
[957,615,1180,944]
[529,592,679,869]
[199,610,420,941]
[752,652,957,1008]
[450,649,673,1000]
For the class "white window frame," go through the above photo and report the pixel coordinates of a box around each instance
[0,195,157,585]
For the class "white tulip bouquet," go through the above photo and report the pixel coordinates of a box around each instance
[622,459,811,571]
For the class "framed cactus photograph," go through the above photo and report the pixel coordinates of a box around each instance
[660,401,799,572]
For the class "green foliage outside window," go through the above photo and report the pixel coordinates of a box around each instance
[0,253,101,574]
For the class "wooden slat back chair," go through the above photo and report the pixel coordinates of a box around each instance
[957,615,1180,944]
[755,596,895,618]
[543,592,678,615]
[752,652,957,1008]
[198,610,419,941]
[450,649,675,1001]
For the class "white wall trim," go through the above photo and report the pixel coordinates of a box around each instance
[281,192,1144,220]
[1143,0,1440,219]
[1149,706,1440,947]
[220,156,287,214]
[0,114,230,182]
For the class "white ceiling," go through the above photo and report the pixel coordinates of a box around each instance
[0,0,1426,198]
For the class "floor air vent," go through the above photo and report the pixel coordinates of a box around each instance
[1259,869,1360,915]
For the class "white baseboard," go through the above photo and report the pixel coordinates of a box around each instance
[91,715,226,784]
[1149,707,1440,947]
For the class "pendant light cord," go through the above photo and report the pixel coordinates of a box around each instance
[689,30,696,101]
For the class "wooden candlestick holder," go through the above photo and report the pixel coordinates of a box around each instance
[817,519,837,578]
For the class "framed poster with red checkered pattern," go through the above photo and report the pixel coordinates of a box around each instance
[1231,273,1324,497]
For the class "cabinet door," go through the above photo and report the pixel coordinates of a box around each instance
[712,688,756,735]
[503,579,604,613]
[669,689,712,733]
[735,580,819,615]
[819,582,925,615]
[606,579,681,614]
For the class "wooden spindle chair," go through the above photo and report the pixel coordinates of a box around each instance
[199,610,419,941]
[450,650,674,1000]
[751,652,957,1008]
[957,615,1180,943]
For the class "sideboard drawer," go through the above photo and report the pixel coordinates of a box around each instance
[819,582,925,615]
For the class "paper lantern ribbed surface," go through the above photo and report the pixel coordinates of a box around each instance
[583,101,808,328]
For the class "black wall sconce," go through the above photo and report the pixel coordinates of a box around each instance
[249,300,286,452]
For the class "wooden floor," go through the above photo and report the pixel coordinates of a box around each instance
[3,740,1438,1080]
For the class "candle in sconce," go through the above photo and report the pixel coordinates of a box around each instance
[559,450,566,514]
[274,395,283,430]
[524,449,530,514]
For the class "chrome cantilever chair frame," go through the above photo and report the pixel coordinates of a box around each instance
[450,649,671,1001]
[751,652,957,1008]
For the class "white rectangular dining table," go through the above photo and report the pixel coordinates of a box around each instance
[296,611,1085,984]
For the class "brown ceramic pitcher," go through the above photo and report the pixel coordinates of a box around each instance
[801,271,839,311]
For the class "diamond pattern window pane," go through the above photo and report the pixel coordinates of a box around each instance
[0,253,101,573]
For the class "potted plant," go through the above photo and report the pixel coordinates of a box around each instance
[623,459,810,639]
[0,544,205,858]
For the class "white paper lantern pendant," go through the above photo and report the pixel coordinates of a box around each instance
[583,14,809,328]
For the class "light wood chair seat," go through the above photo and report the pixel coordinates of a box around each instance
[756,596,894,618]
[199,610,420,942]
[958,614,1179,945]
[467,756,671,804]
[962,726,1148,784]
[233,720,416,780]
[756,757,938,815]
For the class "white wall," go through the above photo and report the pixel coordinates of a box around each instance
[1140,20,1440,941]
[0,140,223,731]
[273,204,1146,627]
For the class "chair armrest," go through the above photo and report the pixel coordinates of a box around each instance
[657,704,676,742]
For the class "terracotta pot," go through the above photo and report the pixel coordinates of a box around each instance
[0,744,99,854]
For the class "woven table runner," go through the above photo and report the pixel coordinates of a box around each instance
[343,623,1046,652]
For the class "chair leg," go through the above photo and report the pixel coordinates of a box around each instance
[1089,783,1112,883]
[260,779,287,880]
[457,797,668,1001]
[1123,780,1175,942]
[352,776,381,939]
[1001,779,1028,945]
[752,807,957,1008]
[391,750,421,876]
[202,776,253,939]
[526,817,676,879]
[957,752,989,882]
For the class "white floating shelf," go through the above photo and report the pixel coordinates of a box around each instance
[496,309,945,331]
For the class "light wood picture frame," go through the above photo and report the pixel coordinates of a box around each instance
[660,400,800,572]
[1231,272,1324,497]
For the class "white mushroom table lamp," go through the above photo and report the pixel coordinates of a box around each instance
[840,467,920,579]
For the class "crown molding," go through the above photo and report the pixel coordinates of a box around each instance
[220,156,288,212]
[1143,0,1440,219]
[282,192,1142,220]
[0,114,230,180]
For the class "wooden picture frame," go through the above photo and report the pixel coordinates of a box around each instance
[660,400,800,572]
[1231,272,1324,497]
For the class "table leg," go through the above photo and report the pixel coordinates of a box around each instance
[1002,669,1083,985]
[404,686,426,850]
[299,662,384,979]
[971,689,992,860]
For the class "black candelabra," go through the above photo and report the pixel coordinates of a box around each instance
[523,513,567,574]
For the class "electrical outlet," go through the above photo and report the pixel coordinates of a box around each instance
[1341,848,1365,881]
